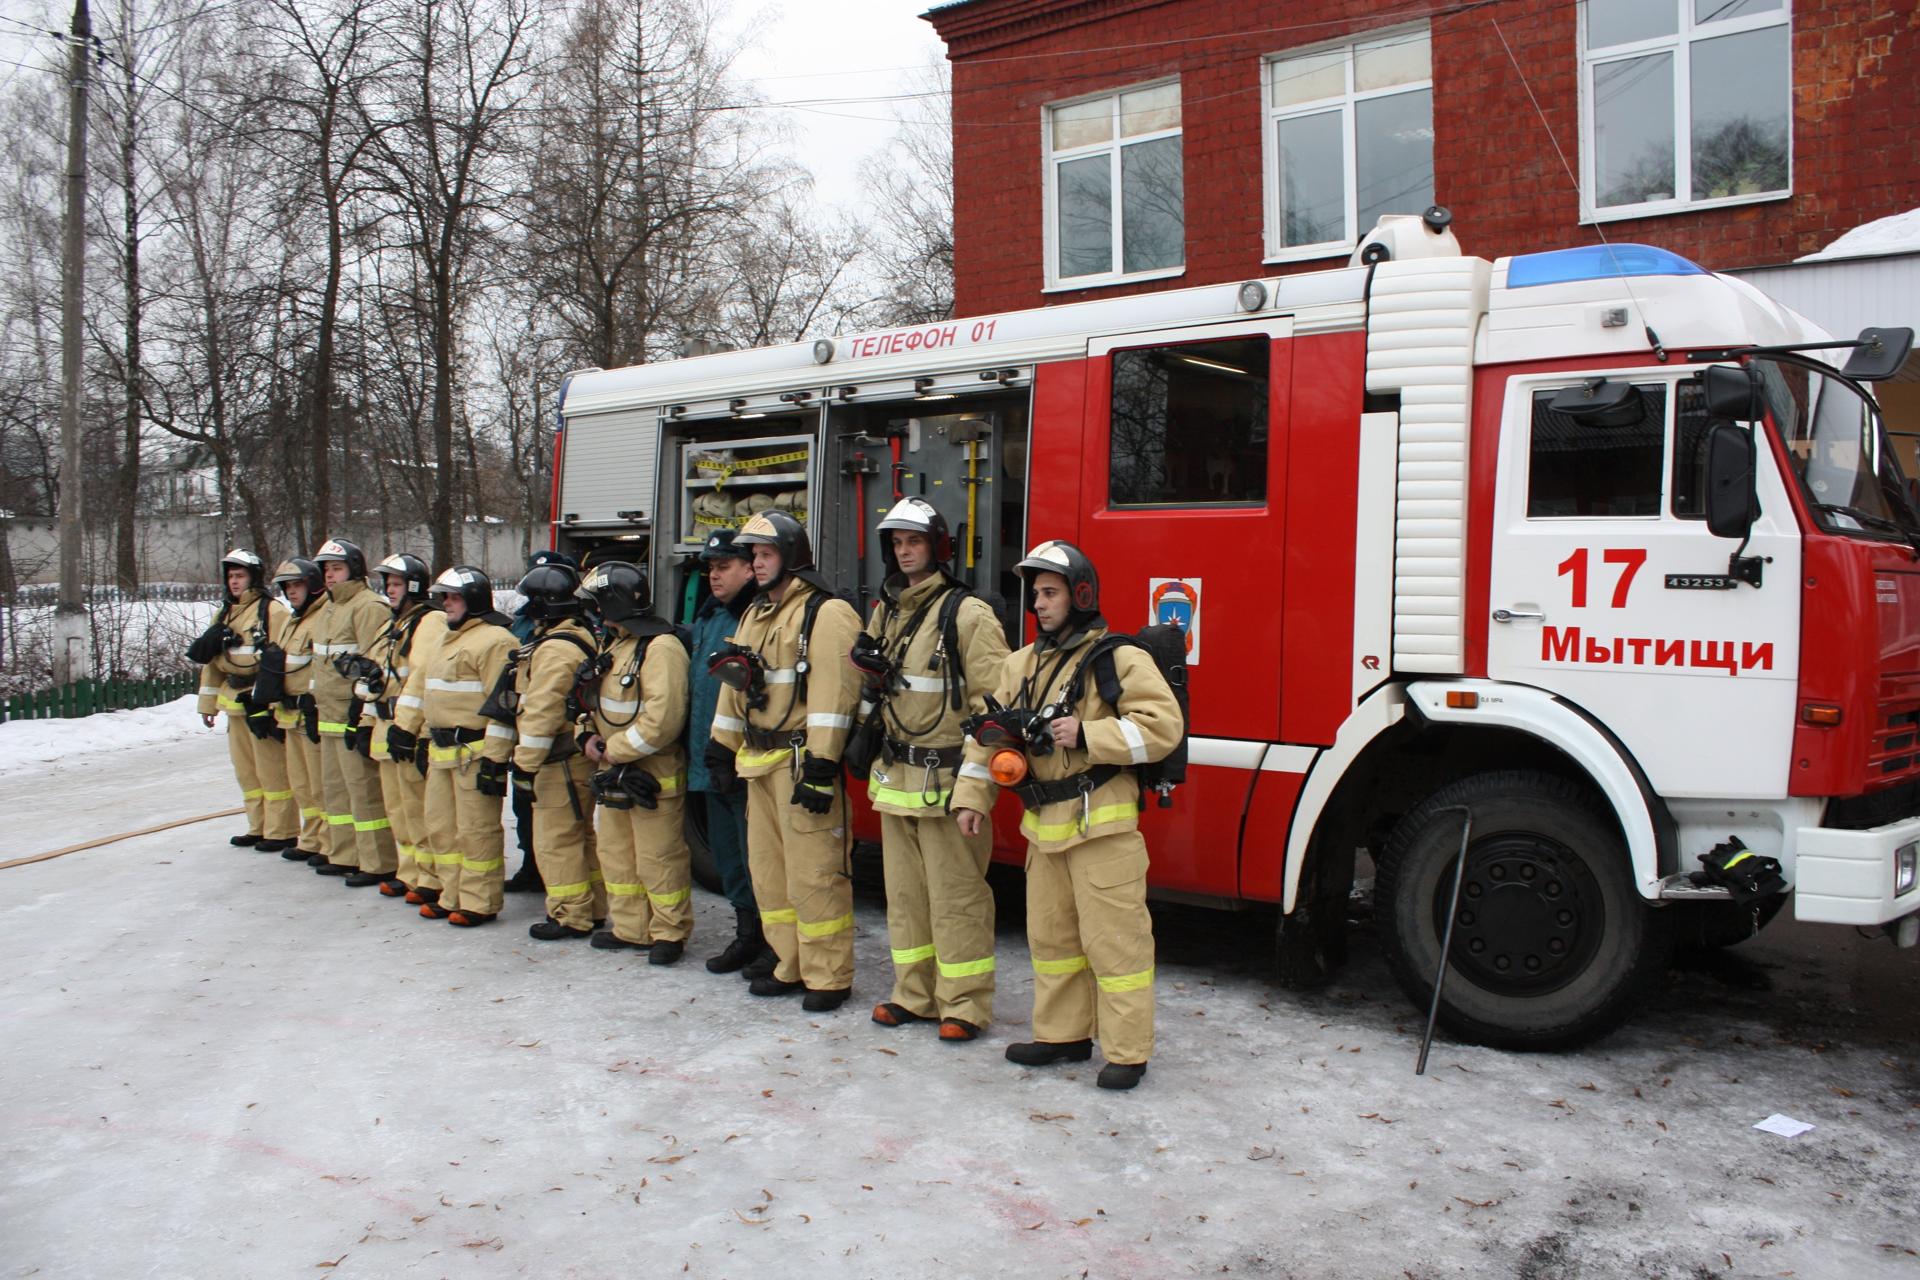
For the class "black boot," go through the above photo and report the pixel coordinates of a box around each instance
[529,917,593,941]
[748,974,804,997]
[230,833,261,848]
[255,838,294,854]
[648,939,685,967]
[802,987,850,1012]
[741,947,779,981]
[706,907,765,974]
[1005,1039,1093,1067]
[1096,1062,1148,1091]
[284,846,316,862]
[504,858,544,894]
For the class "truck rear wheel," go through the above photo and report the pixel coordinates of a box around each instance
[1374,770,1672,1051]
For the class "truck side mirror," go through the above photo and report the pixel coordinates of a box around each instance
[1705,422,1758,539]
[1841,326,1915,382]
[1702,364,1764,421]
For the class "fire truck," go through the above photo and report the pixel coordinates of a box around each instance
[552,212,1920,1048]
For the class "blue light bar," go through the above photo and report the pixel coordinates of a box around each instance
[1507,244,1708,289]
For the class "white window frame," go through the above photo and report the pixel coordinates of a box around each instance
[1041,79,1186,292]
[1261,25,1434,264]
[1579,0,1793,223]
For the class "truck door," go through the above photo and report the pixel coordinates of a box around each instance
[1484,367,1802,800]
[1074,319,1293,895]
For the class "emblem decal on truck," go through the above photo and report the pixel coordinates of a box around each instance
[1149,578,1201,664]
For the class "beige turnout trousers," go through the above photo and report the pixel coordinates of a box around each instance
[1025,829,1156,1065]
[746,770,854,992]
[597,777,691,944]
[277,712,328,855]
[533,755,605,931]
[225,710,296,841]
[880,810,995,1026]
[378,757,431,891]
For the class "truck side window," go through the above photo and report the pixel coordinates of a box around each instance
[1670,379,1710,518]
[1109,336,1268,506]
[1526,384,1666,517]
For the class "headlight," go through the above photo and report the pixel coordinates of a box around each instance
[1897,841,1918,896]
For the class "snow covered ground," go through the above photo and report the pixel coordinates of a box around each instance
[1,709,1916,1278]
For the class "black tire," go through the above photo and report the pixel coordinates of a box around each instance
[1374,769,1673,1051]
[682,797,722,894]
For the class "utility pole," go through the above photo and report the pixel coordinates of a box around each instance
[52,0,93,685]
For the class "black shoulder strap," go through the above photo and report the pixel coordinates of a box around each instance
[1065,634,1135,715]
[935,586,973,710]
[794,589,832,702]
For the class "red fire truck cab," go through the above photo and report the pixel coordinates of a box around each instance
[553,213,1920,1048]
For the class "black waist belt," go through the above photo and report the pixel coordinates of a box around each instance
[1011,765,1125,811]
[429,726,486,748]
[744,725,801,751]
[884,739,964,769]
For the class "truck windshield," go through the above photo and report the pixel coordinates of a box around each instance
[1755,355,1920,541]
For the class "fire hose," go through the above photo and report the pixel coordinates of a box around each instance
[1,807,246,871]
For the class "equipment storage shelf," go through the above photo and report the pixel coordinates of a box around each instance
[678,432,815,545]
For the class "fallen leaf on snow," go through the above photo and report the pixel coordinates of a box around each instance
[316,1256,348,1270]
[873,1047,898,1056]
[733,1209,770,1225]
[1453,1197,1499,1209]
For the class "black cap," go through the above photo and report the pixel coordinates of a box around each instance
[700,530,751,563]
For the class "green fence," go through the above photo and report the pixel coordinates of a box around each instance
[1,671,199,724]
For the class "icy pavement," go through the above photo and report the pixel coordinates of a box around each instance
[1,714,1917,1279]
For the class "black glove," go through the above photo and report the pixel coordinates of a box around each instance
[186,622,236,665]
[386,726,417,759]
[704,739,742,795]
[349,722,375,758]
[791,753,840,814]
[412,737,430,777]
[475,758,509,797]
[510,763,537,796]
[301,696,321,744]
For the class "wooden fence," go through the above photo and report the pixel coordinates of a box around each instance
[1,671,199,724]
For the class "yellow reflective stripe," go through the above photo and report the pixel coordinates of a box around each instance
[241,788,265,799]
[353,817,391,833]
[797,912,853,938]
[545,878,593,897]
[261,789,293,801]
[426,850,463,866]
[1020,803,1140,843]
[318,721,350,735]
[605,881,646,897]
[656,772,684,795]
[217,696,247,712]
[647,887,691,907]
[760,908,798,925]
[325,813,354,827]
[868,783,951,810]
[299,807,324,819]
[274,710,301,727]
[1097,966,1155,993]
[737,748,794,769]
[1033,954,1088,976]
[427,743,474,763]
[891,943,936,966]
[396,843,417,858]
[937,955,996,979]
[460,855,504,873]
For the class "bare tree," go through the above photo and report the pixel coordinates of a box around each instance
[365,0,541,567]
[857,59,954,326]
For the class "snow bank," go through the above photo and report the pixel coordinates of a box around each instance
[1797,206,1920,262]
[0,694,211,770]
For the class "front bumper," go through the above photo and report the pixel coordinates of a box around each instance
[1793,813,1920,925]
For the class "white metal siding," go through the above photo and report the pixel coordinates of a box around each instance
[1366,256,1491,674]
[557,409,658,527]
[1729,254,1920,342]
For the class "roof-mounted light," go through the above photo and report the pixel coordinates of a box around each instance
[1507,244,1707,289]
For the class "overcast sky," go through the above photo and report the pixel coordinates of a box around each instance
[0,0,949,206]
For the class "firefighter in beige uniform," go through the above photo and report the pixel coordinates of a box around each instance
[192,548,297,851]
[309,539,399,881]
[509,560,606,941]
[577,561,693,961]
[389,599,451,905]
[269,557,331,862]
[356,553,435,898]
[952,541,1180,1091]
[708,511,863,1011]
[418,566,518,925]
[857,499,1011,1040]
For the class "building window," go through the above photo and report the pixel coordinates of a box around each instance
[1264,28,1433,261]
[1046,82,1184,287]
[1109,337,1269,507]
[1581,0,1791,219]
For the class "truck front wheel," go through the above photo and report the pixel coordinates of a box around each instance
[1374,770,1672,1051]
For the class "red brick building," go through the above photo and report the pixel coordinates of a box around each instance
[924,0,1920,319]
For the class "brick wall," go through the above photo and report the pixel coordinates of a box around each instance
[929,0,1920,318]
